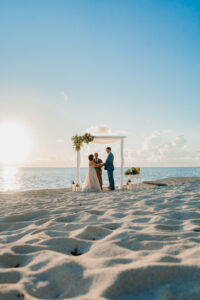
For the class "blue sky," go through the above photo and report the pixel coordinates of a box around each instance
[0,0,200,166]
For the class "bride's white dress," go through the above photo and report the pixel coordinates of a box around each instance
[82,165,101,192]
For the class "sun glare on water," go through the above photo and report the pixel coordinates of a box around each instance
[0,122,31,165]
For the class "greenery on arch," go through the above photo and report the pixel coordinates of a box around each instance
[72,133,94,151]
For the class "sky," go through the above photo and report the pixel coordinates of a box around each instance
[0,0,200,167]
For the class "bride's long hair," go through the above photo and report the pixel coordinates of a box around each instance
[88,154,94,161]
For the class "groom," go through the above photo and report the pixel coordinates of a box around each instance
[104,147,115,190]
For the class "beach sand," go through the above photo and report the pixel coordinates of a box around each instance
[0,177,200,300]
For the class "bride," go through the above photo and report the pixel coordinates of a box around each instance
[82,154,103,192]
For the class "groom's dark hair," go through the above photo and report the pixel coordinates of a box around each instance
[106,147,111,151]
[88,154,94,161]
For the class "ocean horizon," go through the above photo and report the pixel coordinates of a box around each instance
[0,166,200,192]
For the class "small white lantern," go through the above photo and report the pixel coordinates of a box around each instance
[72,181,76,192]
[75,183,81,192]
[127,179,132,190]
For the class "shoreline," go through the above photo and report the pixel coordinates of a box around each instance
[0,176,199,195]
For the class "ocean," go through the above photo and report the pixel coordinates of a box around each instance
[0,167,200,192]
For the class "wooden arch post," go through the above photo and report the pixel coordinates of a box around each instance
[120,137,124,189]
[77,150,81,186]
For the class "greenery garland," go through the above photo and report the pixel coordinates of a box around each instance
[72,133,94,151]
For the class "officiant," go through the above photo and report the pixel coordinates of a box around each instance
[93,152,103,189]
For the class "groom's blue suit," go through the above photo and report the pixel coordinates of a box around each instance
[104,152,115,190]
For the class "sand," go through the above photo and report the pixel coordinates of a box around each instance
[0,177,200,300]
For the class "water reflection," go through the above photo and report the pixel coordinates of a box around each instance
[0,167,19,191]
[0,167,199,192]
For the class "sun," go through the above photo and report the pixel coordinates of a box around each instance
[0,122,31,165]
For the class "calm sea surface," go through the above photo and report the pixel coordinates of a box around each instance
[0,167,200,192]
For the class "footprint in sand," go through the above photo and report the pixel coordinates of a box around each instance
[87,209,105,216]
[0,270,20,284]
[0,252,31,268]
[75,225,112,241]
[12,244,45,254]
[158,255,181,263]
[115,239,164,251]
[102,222,121,230]
[155,224,181,231]
[0,289,25,300]
[40,237,92,255]
[132,217,152,223]
[3,210,48,222]
[55,213,80,223]
[102,258,133,267]
[24,261,92,299]
[102,265,200,299]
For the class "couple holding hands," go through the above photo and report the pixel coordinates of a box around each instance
[82,147,115,192]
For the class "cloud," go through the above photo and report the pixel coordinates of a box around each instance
[86,124,128,136]
[129,130,200,165]
[60,91,68,102]
[139,131,188,162]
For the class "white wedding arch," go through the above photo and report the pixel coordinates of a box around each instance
[76,135,127,189]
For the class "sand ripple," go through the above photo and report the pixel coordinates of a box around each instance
[0,178,200,299]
